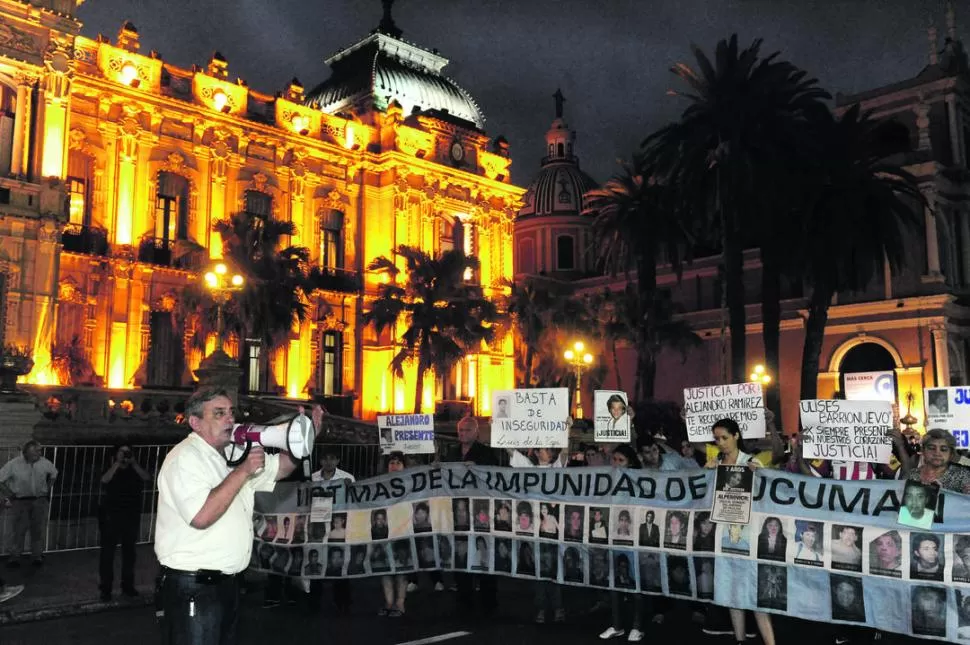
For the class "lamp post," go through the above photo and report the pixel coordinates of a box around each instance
[749,364,772,387]
[203,262,244,355]
[564,340,593,418]
[195,263,245,402]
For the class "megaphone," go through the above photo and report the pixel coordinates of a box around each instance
[225,413,315,466]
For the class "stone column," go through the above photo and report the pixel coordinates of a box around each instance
[923,189,942,278]
[931,325,950,387]
[10,76,31,177]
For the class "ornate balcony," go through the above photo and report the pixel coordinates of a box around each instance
[318,267,361,293]
[61,224,109,256]
[137,236,174,267]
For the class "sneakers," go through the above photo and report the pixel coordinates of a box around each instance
[434,581,445,592]
[554,608,566,623]
[628,629,644,643]
[0,584,24,604]
[406,582,418,593]
[599,627,626,640]
[535,610,546,624]
[701,625,734,636]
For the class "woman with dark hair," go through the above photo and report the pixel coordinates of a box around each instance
[705,418,774,645]
[900,428,970,493]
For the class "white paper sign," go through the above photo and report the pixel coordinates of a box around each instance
[594,390,631,442]
[682,383,766,442]
[490,388,569,448]
[711,465,754,525]
[377,414,435,454]
[924,386,970,448]
[798,399,894,464]
[844,371,896,403]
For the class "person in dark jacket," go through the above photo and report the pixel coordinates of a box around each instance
[99,444,150,600]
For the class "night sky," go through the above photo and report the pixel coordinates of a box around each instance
[78,0,945,185]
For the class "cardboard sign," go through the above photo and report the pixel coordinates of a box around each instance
[798,399,894,464]
[683,383,766,442]
[844,371,896,403]
[711,465,753,524]
[924,387,970,448]
[377,414,435,454]
[594,390,631,442]
[490,388,569,448]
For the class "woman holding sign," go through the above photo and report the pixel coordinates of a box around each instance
[704,419,776,645]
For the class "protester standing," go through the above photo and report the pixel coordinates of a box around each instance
[0,440,57,567]
[309,444,356,613]
[99,443,150,600]
[379,451,408,617]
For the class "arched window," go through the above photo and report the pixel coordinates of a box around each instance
[556,235,575,270]
[155,172,189,241]
[320,210,344,270]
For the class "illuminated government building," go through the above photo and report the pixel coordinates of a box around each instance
[0,0,520,419]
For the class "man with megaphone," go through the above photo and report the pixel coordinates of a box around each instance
[154,387,321,645]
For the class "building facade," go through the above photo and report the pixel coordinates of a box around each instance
[0,1,520,418]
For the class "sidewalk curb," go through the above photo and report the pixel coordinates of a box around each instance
[0,595,154,625]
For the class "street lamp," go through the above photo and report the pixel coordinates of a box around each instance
[563,340,593,418]
[203,262,244,355]
[750,364,772,386]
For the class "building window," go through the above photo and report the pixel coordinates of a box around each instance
[245,190,272,218]
[453,220,465,254]
[155,172,188,241]
[67,150,93,226]
[556,235,575,270]
[319,210,343,270]
[321,331,342,396]
[246,339,261,393]
[557,142,564,157]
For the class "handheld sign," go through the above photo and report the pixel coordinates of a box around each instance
[490,388,569,448]
[683,383,766,442]
[594,390,630,442]
[924,387,970,449]
[377,414,435,455]
[710,465,753,524]
[798,399,893,464]
[844,371,896,403]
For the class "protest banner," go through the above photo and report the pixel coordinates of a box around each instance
[683,383,766,442]
[711,465,753,524]
[844,371,896,403]
[490,388,569,448]
[594,390,631,442]
[799,399,894,464]
[254,466,970,642]
[377,414,435,454]
[924,387,970,449]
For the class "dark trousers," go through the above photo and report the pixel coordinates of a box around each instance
[456,572,496,611]
[99,512,138,591]
[160,571,240,645]
[308,578,351,609]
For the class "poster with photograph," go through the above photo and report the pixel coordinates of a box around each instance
[594,390,631,442]
[711,465,753,524]
[683,383,766,442]
[377,413,435,454]
[490,388,570,448]
[309,486,334,524]
[924,386,970,448]
[798,399,894,464]
[897,480,938,529]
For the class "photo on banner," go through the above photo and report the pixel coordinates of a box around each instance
[612,506,635,546]
[490,388,570,448]
[683,382,766,442]
[757,563,788,611]
[563,504,585,542]
[692,512,715,552]
[613,549,637,590]
[664,510,689,550]
[897,480,938,529]
[539,543,559,580]
[637,551,661,592]
[953,534,970,583]
[666,554,691,597]
[638,508,661,548]
[829,574,865,622]
[594,390,631,442]
[562,544,584,584]
[720,522,751,556]
[377,413,435,455]
[830,524,863,572]
[865,528,903,578]
[911,586,947,638]
[538,502,560,539]
[755,516,790,563]
[791,520,824,567]
[711,465,753,524]
[910,532,944,581]
[798,399,894,464]
[589,547,610,587]
[494,537,512,574]
[348,544,368,575]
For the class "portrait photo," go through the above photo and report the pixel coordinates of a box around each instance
[589,548,610,587]
[471,535,492,572]
[898,480,938,530]
[494,537,512,574]
[325,545,345,577]
[638,552,662,592]
[612,507,634,546]
[638,509,661,548]
[304,547,323,576]
[953,535,970,583]
[256,542,272,570]
[589,506,610,544]
[563,505,585,543]
[473,498,491,533]
[415,536,436,570]
[538,502,560,539]
[328,512,347,543]
[287,546,303,577]
[380,427,394,448]
[793,520,824,566]
[494,395,510,418]
[271,545,290,574]
[664,511,688,550]
[756,516,788,562]
[830,524,863,572]
[666,555,692,596]
[516,539,537,577]
[309,517,327,542]
[370,508,389,540]
[292,515,307,545]
[694,557,715,600]
[260,515,278,541]
[348,545,367,576]
[391,538,414,572]
[493,499,512,532]
[562,545,584,584]
[830,574,865,623]
[757,564,788,611]
[516,500,536,536]
[613,551,636,590]
[867,530,902,577]
[956,590,970,640]
[926,388,949,416]
[276,515,294,544]
[437,534,453,569]
[910,532,944,581]
[412,501,433,534]
[721,523,751,556]
[539,543,559,580]
[692,512,715,553]
[452,497,471,532]
[911,586,947,637]
[454,536,469,570]
[368,542,391,574]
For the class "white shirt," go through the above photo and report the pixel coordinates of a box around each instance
[154,432,279,574]
[0,455,58,497]
[508,451,564,469]
[311,467,355,483]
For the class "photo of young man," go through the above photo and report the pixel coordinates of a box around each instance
[830,574,865,622]
[437,535,453,569]
[898,481,937,530]
[830,525,863,572]
[416,536,436,570]
[304,548,323,576]
[612,551,636,590]
[868,530,902,578]
[953,535,970,583]
[454,536,469,570]
[563,505,585,542]
[412,501,433,534]
[453,498,471,532]
[638,509,661,548]
[325,546,345,577]
[472,536,492,572]
[720,523,751,556]
[911,586,947,637]
[589,507,609,544]
[910,533,944,581]
[611,508,634,546]
[368,542,390,574]
[370,508,389,540]
[539,543,559,580]
[562,546,584,583]
[392,539,414,573]
[347,545,367,576]
[664,511,688,550]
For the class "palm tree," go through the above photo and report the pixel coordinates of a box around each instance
[502,277,552,387]
[364,245,500,413]
[583,158,690,402]
[643,35,829,388]
[798,105,923,399]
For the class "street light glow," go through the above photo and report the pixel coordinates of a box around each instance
[231,274,244,287]
[582,353,593,364]
[750,363,771,385]
[215,263,227,275]
[564,349,575,361]
[574,341,585,353]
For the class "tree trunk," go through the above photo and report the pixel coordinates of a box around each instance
[724,218,747,384]
[611,338,623,393]
[640,351,657,402]
[761,247,782,427]
[636,253,658,402]
[413,364,425,414]
[524,345,535,388]
[800,283,833,400]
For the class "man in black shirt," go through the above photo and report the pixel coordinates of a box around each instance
[99,444,149,600]
[444,416,498,614]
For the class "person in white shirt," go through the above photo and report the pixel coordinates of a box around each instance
[311,445,356,484]
[0,440,58,567]
[154,388,308,645]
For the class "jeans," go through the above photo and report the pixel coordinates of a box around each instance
[9,498,48,558]
[99,511,138,592]
[534,580,562,611]
[455,572,496,610]
[160,571,240,645]
[611,591,645,630]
